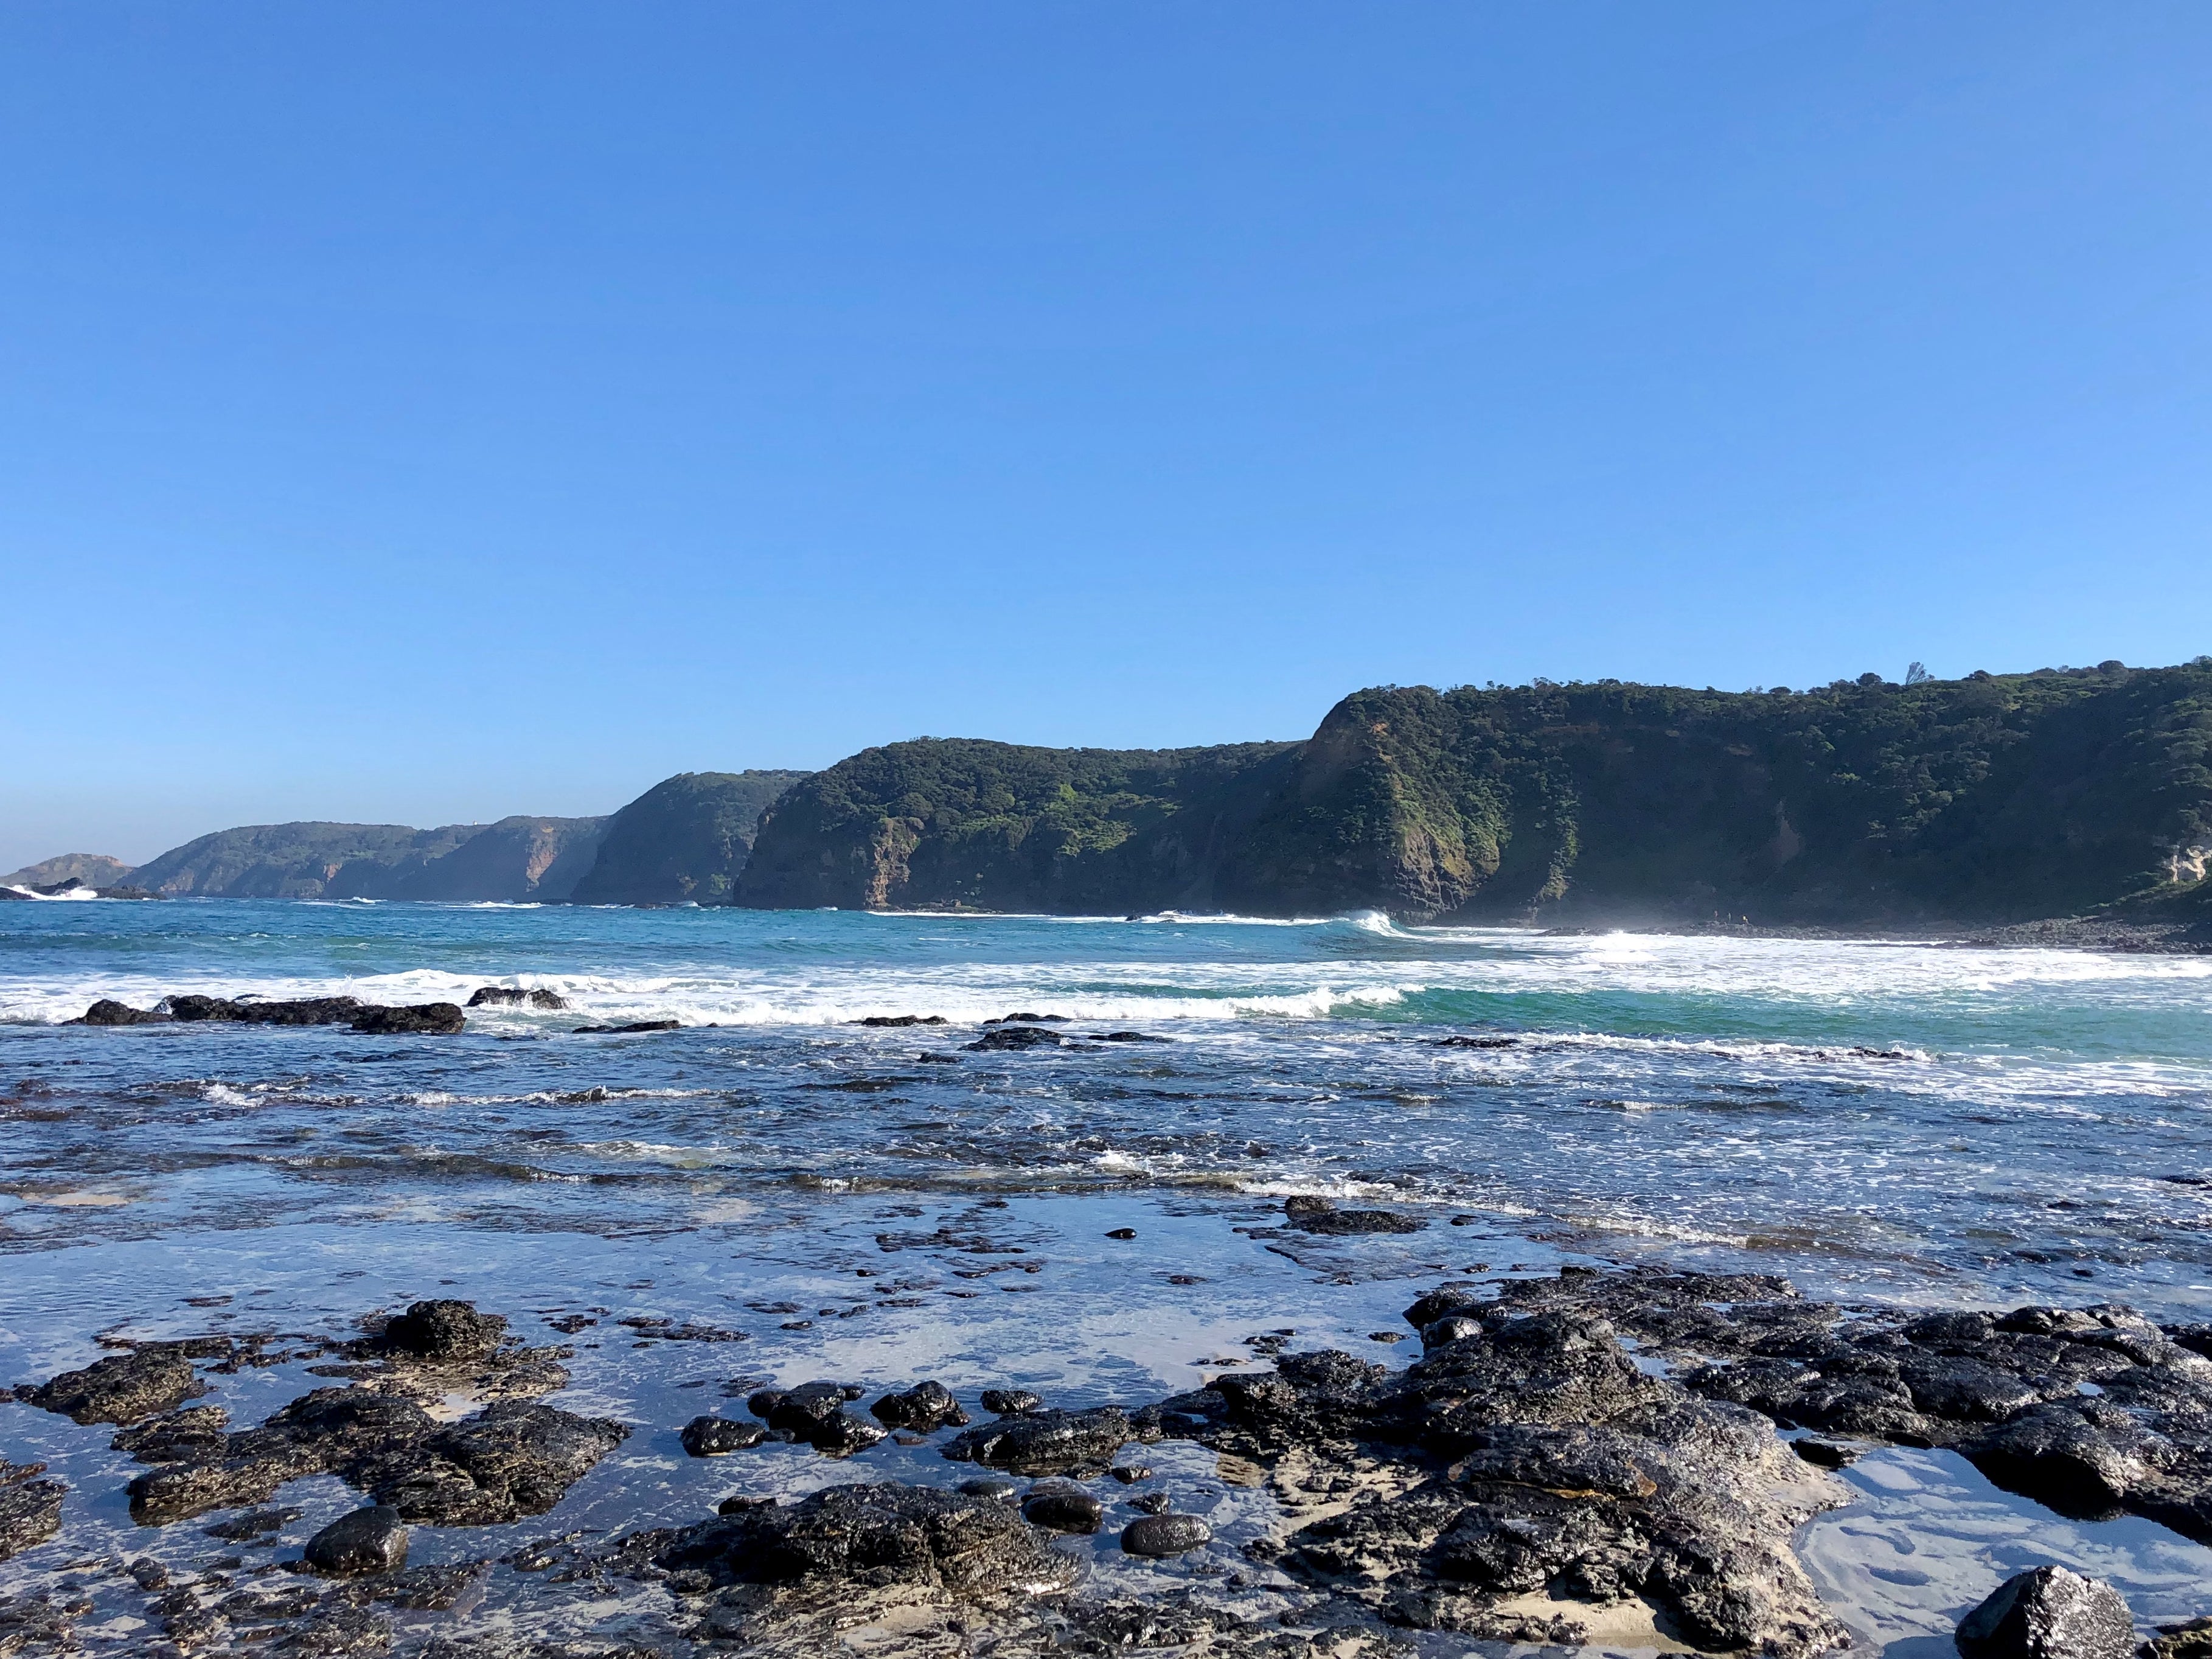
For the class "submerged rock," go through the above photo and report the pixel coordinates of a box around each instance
[965,1024,1065,1051]
[349,1002,465,1035]
[1955,1566,2137,1659]
[304,1505,409,1576]
[857,1014,947,1026]
[571,1018,681,1034]
[1281,1194,1427,1235]
[0,1462,65,1563]
[26,1344,204,1425]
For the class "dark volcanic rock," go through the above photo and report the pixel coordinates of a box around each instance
[656,1480,1077,1596]
[27,1344,203,1425]
[857,1015,947,1027]
[1119,1514,1210,1556]
[981,1389,1042,1416]
[871,1380,970,1431]
[0,1462,65,1563]
[350,1002,465,1035]
[1021,1485,1104,1534]
[1281,1195,1427,1235]
[466,986,568,1009]
[68,998,173,1025]
[304,1505,409,1576]
[370,1400,631,1524]
[1955,1566,2136,1659]
[381,1299,508,1364]
[122,1369,624,1529]
[984,1013,1068,1025]
[749,1381,888,1455]
[681,1415,768,1456]
[572,1019,681,1034]
[965,1024,1065,1051]
[942,1407,1133,1475]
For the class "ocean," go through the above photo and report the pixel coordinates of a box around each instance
[4,898,2210,1652]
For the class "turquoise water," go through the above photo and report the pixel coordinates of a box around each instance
[4,899,2208,1316]
[4,899,2211,1650]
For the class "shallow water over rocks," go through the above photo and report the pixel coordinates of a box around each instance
[4,903,2212,1652]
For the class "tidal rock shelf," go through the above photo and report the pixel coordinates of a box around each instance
[66,995,465,1034]
[4,1273,2211,1655]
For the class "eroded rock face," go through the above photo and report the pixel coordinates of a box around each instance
[0,1462,65,1563]
[1955,1565,2137,1659]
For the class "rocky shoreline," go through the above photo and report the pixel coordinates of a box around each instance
[5,1255,2211,1657]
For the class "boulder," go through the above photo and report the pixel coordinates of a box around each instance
[303,1505,408,1576]
[1120,1514,1210,1556]
[980,1389,1042,1416]
[379,1299,507,1363]
[1021,1485,1104,1534]
[1955,1567,2136,1659]
[681,1416,768,1456]
[942,1407,1133,1475]
[749,1382,888,1455]
[871,1380,970,1432]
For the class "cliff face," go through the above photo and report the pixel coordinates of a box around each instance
[127,816,611,902]
[732,740,1298,913]
[565,771,809,905]
[1219,665,2212,923]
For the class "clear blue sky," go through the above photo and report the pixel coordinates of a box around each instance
[4,2,2209,870]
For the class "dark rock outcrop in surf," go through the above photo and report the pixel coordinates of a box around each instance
[467,986,569,1009]
[64,994,465,1034]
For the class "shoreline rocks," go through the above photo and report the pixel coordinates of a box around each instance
[64,993,465,1034]
[1955,1566,2137,1659]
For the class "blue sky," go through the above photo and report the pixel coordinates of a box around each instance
[4,2,2209,869]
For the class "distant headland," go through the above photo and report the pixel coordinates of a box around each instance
[12,662,2211,945]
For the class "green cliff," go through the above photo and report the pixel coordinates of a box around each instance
[566,770,810,905]
[737,663,2212,925]
[732,740,1300,912]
